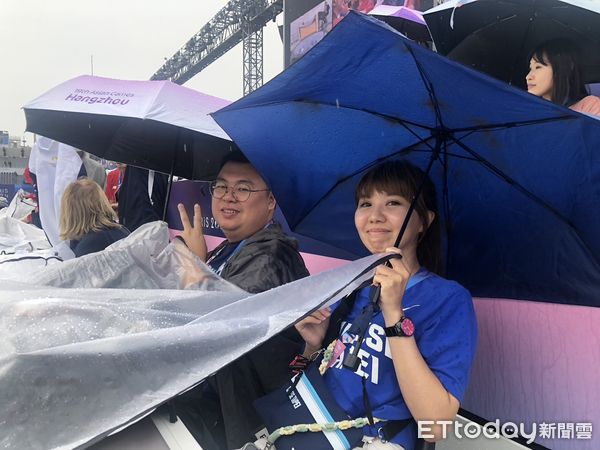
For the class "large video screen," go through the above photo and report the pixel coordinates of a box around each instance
[284,0,434,67]
[290,1,333,65]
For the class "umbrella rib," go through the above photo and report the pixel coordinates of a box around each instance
[508,7,534,84]
[449,134,567,219]
[546,16,594,41]
[402,41,446,130]
[411,148,479,162]
[300,98,445,150]
[294,136,438,229]
[295,99,436,133]
[450,114,576,133]
[274,43,450,136]
[448,134,600,268]
[229,99,443,143]
[441,139,452,274]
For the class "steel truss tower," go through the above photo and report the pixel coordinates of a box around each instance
[242,2,264,95]
[151,0,282,95]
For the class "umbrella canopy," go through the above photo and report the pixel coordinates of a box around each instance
[24,75,237,180]
[423,0,600,87]
[213,11,600,307]
[369,5,431,43]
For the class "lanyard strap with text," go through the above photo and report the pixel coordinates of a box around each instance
[208,239,247,276]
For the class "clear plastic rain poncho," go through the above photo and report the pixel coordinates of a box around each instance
[0,222,383,449]
[0,216,51,255]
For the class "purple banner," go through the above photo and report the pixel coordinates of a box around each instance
[166,180,356,260]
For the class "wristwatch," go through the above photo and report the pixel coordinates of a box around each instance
[384,316,415,337]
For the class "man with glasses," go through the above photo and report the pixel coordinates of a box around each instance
[176,151,309,449]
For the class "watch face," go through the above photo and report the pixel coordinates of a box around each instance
[400,317,415,336]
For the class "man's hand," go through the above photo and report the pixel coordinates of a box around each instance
[177,203,207,261]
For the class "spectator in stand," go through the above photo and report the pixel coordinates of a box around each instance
[105,162,126,210]
[291,160,477,450]
[174,151,310,449]
[59,178,129,257]
[117,166,168,232]
[526,38,600,115]
[76,151,107,189]
[23,167,41,228]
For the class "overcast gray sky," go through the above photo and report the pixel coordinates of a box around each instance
[1,0,283,143]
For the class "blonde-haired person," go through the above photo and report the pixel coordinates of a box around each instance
[60,178,130,257]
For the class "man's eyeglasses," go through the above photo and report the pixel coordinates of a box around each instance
[209,182,270,202]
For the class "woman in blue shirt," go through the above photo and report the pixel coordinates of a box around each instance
[295,160,478,449]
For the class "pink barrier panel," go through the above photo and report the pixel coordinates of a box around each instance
[169,230,349,275]
[463,298,600,450]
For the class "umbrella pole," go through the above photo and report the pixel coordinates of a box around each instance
[393,136,441,249]
[162,171,174,222]
[162,144,181,222]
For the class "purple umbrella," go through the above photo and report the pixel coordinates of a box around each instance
[369,5,431,42]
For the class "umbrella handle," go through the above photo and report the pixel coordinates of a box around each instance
[162,141,183,221]
[162,172,174,222]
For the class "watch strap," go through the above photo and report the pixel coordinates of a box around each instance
[384,316,415,337]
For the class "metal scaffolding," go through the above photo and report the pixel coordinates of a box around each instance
[242,2,264,95]
[151,0,282,94]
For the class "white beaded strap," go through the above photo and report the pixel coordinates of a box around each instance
[264,339,385,447]
[266,416,384,447]
[318,339,338,375]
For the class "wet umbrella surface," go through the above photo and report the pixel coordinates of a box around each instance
[214,12,600,307]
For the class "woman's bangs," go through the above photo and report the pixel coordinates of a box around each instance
[355,165,414,204]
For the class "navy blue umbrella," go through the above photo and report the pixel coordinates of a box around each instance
[213,12,600,307]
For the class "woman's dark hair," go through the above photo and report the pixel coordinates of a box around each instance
[530,39,588,106]
[355,160,443,275]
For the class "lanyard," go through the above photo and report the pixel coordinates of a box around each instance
[206,223,274,276]
[207,239,246,276]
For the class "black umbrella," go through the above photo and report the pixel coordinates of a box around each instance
[23,75,238,181]
[424,0,600,87]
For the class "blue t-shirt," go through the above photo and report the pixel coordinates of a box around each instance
[323,273,477,449]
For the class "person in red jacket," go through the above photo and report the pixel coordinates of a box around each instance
[104,162,126,210]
